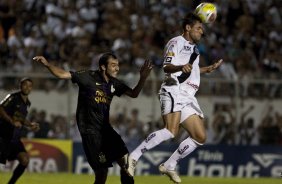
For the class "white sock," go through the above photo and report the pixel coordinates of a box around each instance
[164,137,200,170]
[130,128,174,161]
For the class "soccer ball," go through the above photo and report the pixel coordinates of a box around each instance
[195,2,217,24]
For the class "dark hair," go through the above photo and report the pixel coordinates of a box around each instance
[182,12,202,30]
[98,52,117,70]
[20,77,33,86]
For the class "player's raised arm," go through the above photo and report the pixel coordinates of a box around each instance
[200,59,223,73]
[125,59,153,98]
[33,56,71,79]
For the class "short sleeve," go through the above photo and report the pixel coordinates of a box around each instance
[0,94,15,109]
[70,70,88,85]
[163,39,178,65]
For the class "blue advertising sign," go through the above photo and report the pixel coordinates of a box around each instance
[72,142,282,177]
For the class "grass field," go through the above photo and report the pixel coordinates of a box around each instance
[1,173,281,184]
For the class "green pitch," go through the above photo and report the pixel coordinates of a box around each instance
[0,173,281,184]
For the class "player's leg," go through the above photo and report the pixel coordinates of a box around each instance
[127,112,179,177]
[94,168,108,184]
[160,115,206,183]
[81,134,108,184]
[8,151,29,184]
[117,154,134,184]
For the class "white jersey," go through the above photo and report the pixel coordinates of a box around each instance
[161,35,200,96]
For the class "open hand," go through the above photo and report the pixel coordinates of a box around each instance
[207,59,223,73]
[140,59,153,78]
[13,120,22,128]
[33,56,49,67]
[30,122,40,132]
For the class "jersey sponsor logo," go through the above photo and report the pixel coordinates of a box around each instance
[186,81,199,90]
[94,90,107,104]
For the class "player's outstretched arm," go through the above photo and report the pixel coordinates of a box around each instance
[200,59,223,73]
[33,56,71,79]
[125,59,153,98]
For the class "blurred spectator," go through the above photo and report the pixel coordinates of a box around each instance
[34,110,51,138]
[257,105,281,145]
[237,105,258,145]
[212,104,236,145]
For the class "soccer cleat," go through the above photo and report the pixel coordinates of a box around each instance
[127,156,137,177]
[159,163,181,183]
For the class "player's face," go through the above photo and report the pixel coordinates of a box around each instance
[20,81,33,96]
[105,58,119,78]
[190,21,204,43]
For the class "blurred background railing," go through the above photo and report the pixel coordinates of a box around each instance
[1,72,281,148]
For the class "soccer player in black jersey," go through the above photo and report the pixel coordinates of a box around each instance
[0,78,40,184]
[33,53,152,184]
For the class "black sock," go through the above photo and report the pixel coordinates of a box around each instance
[120,169,134,184]
[8,164,26,184]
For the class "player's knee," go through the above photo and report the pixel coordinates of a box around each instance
[192,133,206,145]
[18,153,29,166]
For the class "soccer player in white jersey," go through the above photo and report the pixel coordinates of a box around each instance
[127,13,222,183]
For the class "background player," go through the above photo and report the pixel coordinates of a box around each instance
[0,78,40,184]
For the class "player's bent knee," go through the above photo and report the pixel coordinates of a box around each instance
[21,157,29,166]
[18,153,29,166]
[192,135,206,145]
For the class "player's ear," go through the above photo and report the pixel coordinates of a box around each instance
[185,24,191,31]
[101,65,106,71]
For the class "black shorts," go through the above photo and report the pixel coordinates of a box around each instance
[81,126,128,171]
[0,138,26,164]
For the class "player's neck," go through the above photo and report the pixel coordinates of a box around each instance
[20,93,28,103]
[102,71,110,83]
[182,33,194,44]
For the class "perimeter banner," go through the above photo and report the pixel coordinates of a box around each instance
[72,143,282,177]
[0,139,72,173]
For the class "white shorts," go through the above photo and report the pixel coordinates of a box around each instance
[159,87,204,123]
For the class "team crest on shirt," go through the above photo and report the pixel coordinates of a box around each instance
[194,46,199,55]
[99,152,107,163]
[110,85,115,93]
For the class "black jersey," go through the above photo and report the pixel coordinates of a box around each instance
[0,92,31,141]
[70,70,130,134]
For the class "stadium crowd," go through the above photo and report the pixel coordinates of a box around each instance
[0,0,281,146]
[0,0,281,76]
